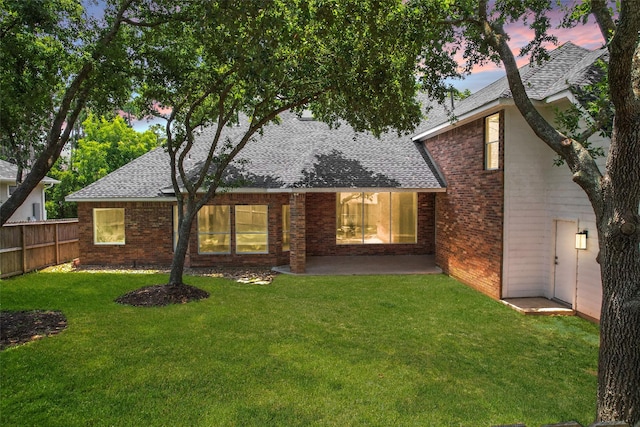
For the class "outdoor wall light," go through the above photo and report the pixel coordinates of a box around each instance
[575,230,588,250]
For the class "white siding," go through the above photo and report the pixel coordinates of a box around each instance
[503,107,555,298]
[0,182,48,223]
[502,102,607,320]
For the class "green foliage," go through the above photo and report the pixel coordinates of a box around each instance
[134,0,426,137]
[553,58,610,166]
[0,0,83,168]
[46,114,162,218]
[0,272,599,426]
[0,0,135,169]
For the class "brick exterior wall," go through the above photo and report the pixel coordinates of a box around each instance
[423,113,504,299]
[77,201,176,267]
[305,192,436,256]
[77,191,436,268]
[289,193,306,273]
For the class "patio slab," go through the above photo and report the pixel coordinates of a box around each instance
[501,297,575,316]
[273,255,442,276]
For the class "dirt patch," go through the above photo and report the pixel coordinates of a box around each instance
[115,284,210,307]
[0,310,67,350]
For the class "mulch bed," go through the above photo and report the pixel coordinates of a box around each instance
[0,310,67,351]
[115,284,210,307]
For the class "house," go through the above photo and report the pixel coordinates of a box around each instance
[66,110,445,273]
[0,159,59,223]
[67,41,607,321]
[412,42,607,321]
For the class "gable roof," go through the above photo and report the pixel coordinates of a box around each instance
[413,42,607,141]
[67,110,445,202]
[0,159,59,185]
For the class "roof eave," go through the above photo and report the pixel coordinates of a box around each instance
[65,196,175,203]
[412,99,508,142]
[412,97,554,142]
[160,187,446,196]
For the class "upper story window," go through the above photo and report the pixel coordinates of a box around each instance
[8,185,17,196]
[485,113,500,170]
[336,192,417,245]
[93,208,125,245]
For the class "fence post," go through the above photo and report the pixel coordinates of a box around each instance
[21,224,26,275]
[55,222,60,265]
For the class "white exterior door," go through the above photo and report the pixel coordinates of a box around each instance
[554,220,577,306]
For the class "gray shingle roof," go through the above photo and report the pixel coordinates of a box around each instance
[416,42,607,135]
[0,159,59,185]
[67,110,444,201]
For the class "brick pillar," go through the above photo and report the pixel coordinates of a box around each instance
[289,193,306,273]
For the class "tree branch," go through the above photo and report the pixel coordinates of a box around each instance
[590,0,616,42]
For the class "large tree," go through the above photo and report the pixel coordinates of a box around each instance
[46,114,161,218]
[408,0,639,423]
[132,0,453,287]
[0,0,162,225]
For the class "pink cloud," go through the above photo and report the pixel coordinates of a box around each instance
[464,9,604,73]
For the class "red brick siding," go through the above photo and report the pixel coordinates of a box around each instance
[77,191,435,268]
[77,201,175,266]
[424,113,504,299]
[305,192,436,256]
[289,193,306,273]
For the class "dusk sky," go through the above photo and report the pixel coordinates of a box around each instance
[454,9,605,92]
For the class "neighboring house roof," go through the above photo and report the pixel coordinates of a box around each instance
[413,42,607,140]
[0,159,60,185]
[67,110,445,202]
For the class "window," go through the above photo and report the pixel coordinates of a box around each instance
[173,206,179,251]
[198,205,230,253]
[8,185,17,196]
[485,113,500,170]
[236,205,268,253]
[93,208,125,245]
[282,205,290,251]
[336,192,416,244]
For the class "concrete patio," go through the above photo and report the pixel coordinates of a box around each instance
[273,255,442,276]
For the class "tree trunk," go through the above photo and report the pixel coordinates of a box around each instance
[596,119,640,425]
[168,207,196,286]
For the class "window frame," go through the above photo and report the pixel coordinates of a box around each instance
[93,208,125,245]
[172,205,179,252]
[235,204,269,254]
[484,113,501,171]
[282,205,290,252]
[336,192,417,245]
[197,205,231,254]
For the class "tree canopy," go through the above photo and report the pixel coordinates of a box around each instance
[46,114,161,218]
[0,0,157,225]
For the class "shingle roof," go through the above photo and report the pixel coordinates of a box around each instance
[415,42,607,135]
[67,110,445,201]
[0,159,59,185]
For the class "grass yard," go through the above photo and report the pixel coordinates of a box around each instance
[0,272,599,426]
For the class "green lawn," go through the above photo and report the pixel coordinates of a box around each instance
[0,272,599,426]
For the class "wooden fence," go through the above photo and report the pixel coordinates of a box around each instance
[1,219,79,279]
